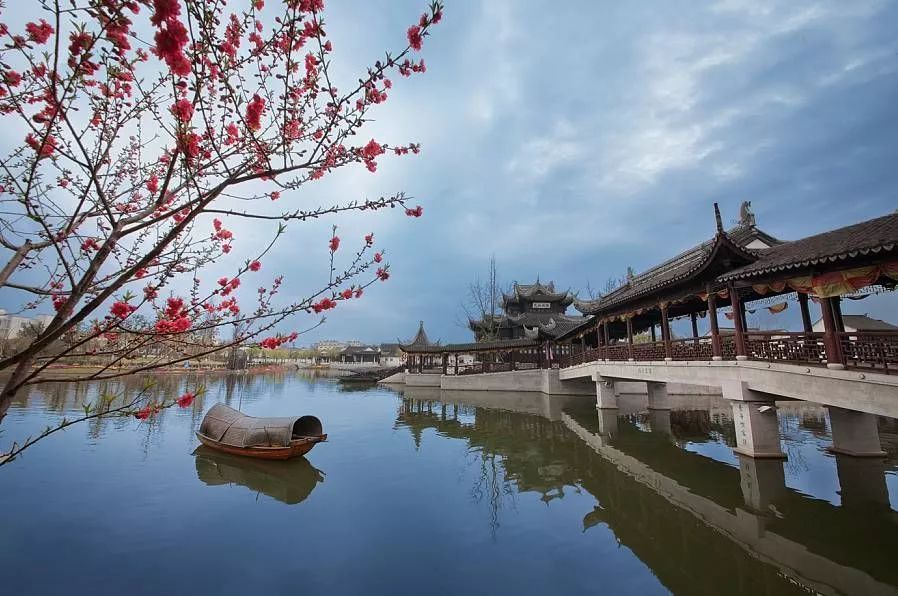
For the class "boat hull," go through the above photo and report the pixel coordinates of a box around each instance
[195,432,327,460]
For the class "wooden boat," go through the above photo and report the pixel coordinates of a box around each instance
[196,403,326,460]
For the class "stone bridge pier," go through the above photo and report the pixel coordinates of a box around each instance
[588,373,888,460]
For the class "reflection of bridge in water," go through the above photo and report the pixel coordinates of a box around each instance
[394,387,898,596]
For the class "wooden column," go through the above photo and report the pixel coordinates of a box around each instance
[729,284,747,358]
[418,355,423,373]
[708,289,722,359]
[660,304,672,359]
[602,321,610,359]
[509,349,516,371]
[821,297,845,368]
[626,316,634,360]
[454,354,459,375]
[797,292,813,333]
[441,353,447,375]
[690,312,699,345]
[833,297,845,333]
[650,325,656,342]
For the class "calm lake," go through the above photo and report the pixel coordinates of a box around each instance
[2,371,898,595]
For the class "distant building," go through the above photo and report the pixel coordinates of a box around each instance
[468,280,586,342]
[0,310,54,341]
[339,345,381,364]
[379,343,404,367]
[313,339,351,353]
[812,314,898,333]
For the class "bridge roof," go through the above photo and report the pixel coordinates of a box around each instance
[400,338,538,354]
[574,224,763,316]
[719,211,898,282]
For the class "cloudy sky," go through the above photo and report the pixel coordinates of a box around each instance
[302,0,898,344]
[4,0,898,345]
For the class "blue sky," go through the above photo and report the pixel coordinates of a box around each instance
[3,0,898,345]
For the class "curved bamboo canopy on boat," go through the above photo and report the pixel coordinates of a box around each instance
[199,403,323,448]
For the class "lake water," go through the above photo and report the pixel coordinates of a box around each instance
[2,371,897,595]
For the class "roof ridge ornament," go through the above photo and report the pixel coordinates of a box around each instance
[739,200,756,227]
[714,202,724,235]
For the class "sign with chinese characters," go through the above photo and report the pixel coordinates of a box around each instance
[532,302,551,309]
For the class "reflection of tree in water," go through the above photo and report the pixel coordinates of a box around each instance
[778,413,811,477]
[467,447,517,541]
[396,398,580,540]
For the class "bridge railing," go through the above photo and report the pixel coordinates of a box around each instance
[558,331,898,374]
[840,331,898,374]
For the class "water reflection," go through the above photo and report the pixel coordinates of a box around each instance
[194,446,324,505]
[397,387,898,595]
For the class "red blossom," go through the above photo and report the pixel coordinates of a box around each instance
[25,20,54,44]
[329,236,340,252]
[144,286,158,300]
[245,94,265,131]
[25,133,57,158]
[405,205,423,217]
[365,233,374,245]
[373,252,383,263]
[407,25,423,51]
[249,260,261,272]
[110,300,136,319]
[270,191,280,201]
[151,0,182,26]
[354,288,364,298]
[135,406,153,420]
[376,267,390,281]
[171,98,194,122]
[311,297,337,313]
[340,288,353,299]
[153,18,191,77]
[4,70,22,87]
[177,392,195,408]
[147,173,159,193]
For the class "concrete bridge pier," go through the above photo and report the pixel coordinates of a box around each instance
[646,382,670,410]
[737,455,786,511]
[827,407,886,457]
[723,381,786,459]
[595,409,619,446]
[834,455,891,510]
[593,375,618,409]
[647,409,672,437]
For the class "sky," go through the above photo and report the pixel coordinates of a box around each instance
[3,0,898,345]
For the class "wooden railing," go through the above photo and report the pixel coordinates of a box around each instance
[840,331,898,374]
[744,332,826,365]
[558,331,898,374]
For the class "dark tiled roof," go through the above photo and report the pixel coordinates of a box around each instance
[340,345,381,355]
[574,224,775,315]
[402,338,538,354]
[719,212,898,282]
[400,321,438,350]
[839,314,898,331]
[506,312,587,339]
[503,280,574,306]
[379,343,402,354]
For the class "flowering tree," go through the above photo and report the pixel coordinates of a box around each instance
[0,0,442,460]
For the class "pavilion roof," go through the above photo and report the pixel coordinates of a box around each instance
[503,279,574,306]
[399,321,439,351]
[573,222,772,316]
[401,338,538,354]
[718,212,898,282]
[507,312,587,339]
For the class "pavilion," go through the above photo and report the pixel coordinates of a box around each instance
[555,204,898,372]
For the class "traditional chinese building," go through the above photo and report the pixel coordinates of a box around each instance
[469,280,586,342]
